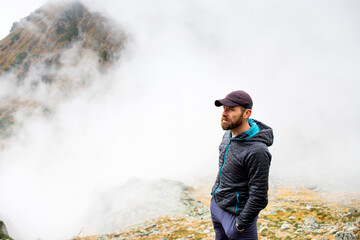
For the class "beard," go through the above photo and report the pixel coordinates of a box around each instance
[221,115,244,130]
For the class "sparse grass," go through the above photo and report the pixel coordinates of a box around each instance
[56,24,66,35]
[0,115,14,130]
[57,3,84,43]
[58,18,78,42]
[9,32,21,46]
[10,51,27,67]
[0,232,13,240]
[100,49,109,61]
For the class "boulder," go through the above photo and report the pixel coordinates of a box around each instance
[335,230,355,240]
[280,222,292,230]
[304,217,320,231]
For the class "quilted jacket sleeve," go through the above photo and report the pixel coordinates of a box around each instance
[236,149,271,229]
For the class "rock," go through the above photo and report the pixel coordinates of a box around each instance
[304,205,313,210]
[180,195,211,220]
[349,208,357,214]
[329,226,339,234]
[84,178,209,233]
[306,185,319,191]
[96,235,109,240]
[280,222,292,230]
[335,230,355,240]
[0,221,8,235]
[304,217,320,231]
[344,222,357,231]
[0,221,13,240]
[272,206,286,212]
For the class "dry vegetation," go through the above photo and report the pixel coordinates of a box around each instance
[0,1,124,78]
[75,185,360,240]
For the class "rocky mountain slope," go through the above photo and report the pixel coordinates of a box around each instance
[74,183,360,240]
[0,1,124,78]
[0,0,125,145]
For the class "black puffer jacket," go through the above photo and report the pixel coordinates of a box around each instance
[211,119,273,229]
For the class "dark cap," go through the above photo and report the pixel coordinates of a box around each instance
[215,90,253,109]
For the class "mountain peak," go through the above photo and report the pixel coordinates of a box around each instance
[0,1,126,143]
[0,0,125,79]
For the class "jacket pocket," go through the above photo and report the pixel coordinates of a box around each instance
[235,193,240,214]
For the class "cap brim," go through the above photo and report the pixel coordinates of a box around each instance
[214,99,238,107]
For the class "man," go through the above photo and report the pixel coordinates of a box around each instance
[211,90,274,240]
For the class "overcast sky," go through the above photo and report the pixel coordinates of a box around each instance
[1,0,360,191]
[0,0,48,39]
[1,0,360,192]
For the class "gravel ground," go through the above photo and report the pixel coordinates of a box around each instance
[74,184,360,240]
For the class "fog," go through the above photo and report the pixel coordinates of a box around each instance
[0,0,360,239]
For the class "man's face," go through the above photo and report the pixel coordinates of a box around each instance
[221,106,245,130]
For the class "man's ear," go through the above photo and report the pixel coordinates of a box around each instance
[244,109,252,119]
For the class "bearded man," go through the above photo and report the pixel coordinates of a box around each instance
[211,90,274,240]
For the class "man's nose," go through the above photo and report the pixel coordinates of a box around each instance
[222,110,228,117]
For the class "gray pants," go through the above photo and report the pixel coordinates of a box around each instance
[210,198,258,240]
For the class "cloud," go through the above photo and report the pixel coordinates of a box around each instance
[85,0,360,190]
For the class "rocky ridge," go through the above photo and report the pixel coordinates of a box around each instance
[0,1,124,78]
[0,0,125,146]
